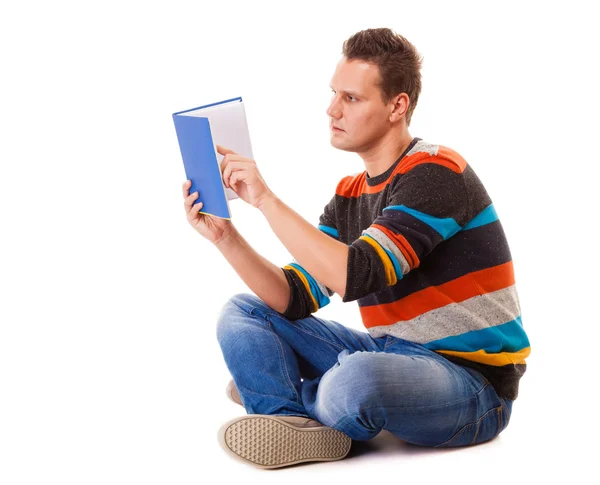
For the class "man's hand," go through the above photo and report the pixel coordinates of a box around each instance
[218,144,275,209]
[182,179,234,245]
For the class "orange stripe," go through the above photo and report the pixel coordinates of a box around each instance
[337,173,368,198]
[359,261,515,329]
[436,147,467,173]
[396,151,440,175]
[371,223,420,269]
[336,147,468,199]
[398,147,467,175]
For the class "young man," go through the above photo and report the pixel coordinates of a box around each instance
[181,28,530,469]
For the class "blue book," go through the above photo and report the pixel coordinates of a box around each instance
[172,96,254,219]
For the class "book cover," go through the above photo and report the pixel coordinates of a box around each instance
[172,96,254,219]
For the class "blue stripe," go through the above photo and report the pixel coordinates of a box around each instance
[423,317,529,354]
[318,224,339,238]
[362,233,404,281]
[382,205,461,239]
[288,262,331,309]
[462,204,498,231]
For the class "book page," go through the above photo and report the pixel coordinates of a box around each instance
[182,100,254,202]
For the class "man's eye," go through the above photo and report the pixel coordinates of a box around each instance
[331,90,356,102]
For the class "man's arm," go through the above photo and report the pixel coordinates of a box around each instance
[214,226,290,314]
[342,161,470,301]
[258,196,349,298]
[258,154,471,304]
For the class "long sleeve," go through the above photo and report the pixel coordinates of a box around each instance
[279,194,339,320]
[342,162,470,302]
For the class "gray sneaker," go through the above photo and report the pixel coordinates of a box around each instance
[217,414,352,469]
[225,379,243,407]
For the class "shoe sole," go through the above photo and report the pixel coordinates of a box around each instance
[217,414,352,469]
[225,381,243,407]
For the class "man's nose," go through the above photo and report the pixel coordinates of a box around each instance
[326,97,341,118]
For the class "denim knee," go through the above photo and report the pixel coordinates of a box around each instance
[215,292,275,345]
[315,350,445,418]
[216,293,252,342]
[315,350,384,417]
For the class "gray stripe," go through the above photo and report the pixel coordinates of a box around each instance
[361,226,410,276]
[367,285,521,342]
[291,259,334,298]
[407,140,439,157]
[318,281,334,297]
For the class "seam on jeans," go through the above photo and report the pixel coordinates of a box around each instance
[470,426,479,445]
[384,337,397,350]
[229,297,259,317]
[331,413,348,431]
[471,420,481,444]
[229,296,280,322]
[332,394,502,447]
[347,382,493,416]
[266,319,300,403]
[470,406,501,445]
[436,422,476,447]
[435,404,492,448]
[499,397,510,419]
[268,314,347,352]
[498,406,503,432]
[331,412,373,435]
[433,419,475,448]
[358,370,491,412]
[292,326,346,352]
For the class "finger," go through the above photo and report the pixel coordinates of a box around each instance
[184,191,199,211]
[188,200,204,218]
[222,161,249,188]
[220,154,247,177]
[182,179,192,198]
[216,144,237,156]
[231,170,248,185]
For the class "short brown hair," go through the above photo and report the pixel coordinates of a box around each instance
[342,28,423,126]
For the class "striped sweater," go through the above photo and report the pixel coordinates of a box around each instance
[281,137,530,400]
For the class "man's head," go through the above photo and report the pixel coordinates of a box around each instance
[327,28,423,153]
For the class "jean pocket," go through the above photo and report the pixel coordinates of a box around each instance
[384,335,399,349]
[434,405,503,448]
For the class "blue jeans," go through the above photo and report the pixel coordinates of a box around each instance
[216,293,513,448]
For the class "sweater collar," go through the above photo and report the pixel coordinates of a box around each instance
[365,137,421,186]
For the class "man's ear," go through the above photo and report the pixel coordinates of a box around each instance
[390,93,409,123]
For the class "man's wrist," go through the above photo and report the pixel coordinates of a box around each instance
[214,224,238,250]
[257,192,279,214]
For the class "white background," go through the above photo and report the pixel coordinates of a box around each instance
[1,0,598,483]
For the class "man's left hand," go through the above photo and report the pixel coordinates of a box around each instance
[218,144,274,210]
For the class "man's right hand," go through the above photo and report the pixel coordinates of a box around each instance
[182,180,234,246]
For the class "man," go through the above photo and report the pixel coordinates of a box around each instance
[182,28,530,469]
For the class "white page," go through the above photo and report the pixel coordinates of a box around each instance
[182,100,254,204]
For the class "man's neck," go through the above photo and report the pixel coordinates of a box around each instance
[361,131,414,179]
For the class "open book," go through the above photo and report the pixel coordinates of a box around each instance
[172,96,254,219]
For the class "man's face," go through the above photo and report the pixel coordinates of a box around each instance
[327,57,393,152]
